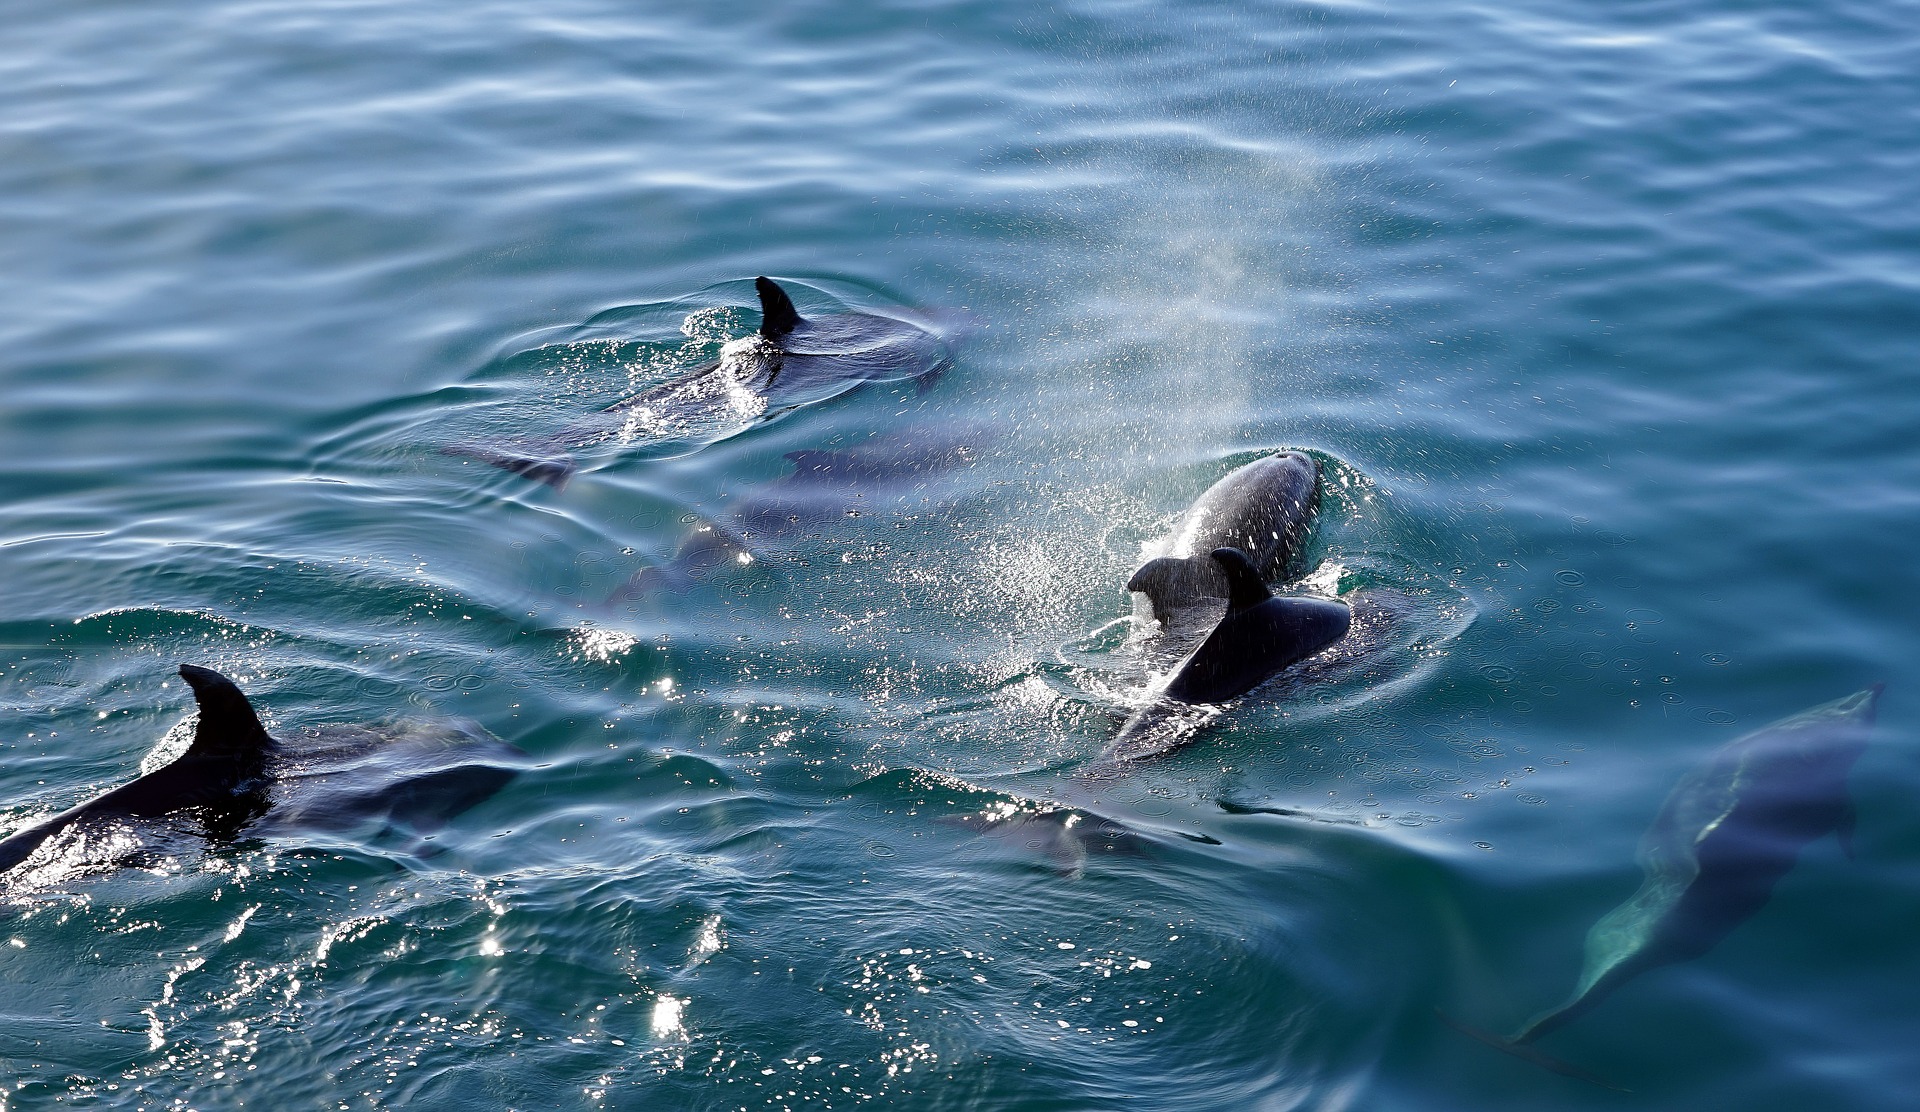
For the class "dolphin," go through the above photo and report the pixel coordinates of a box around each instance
[949,804,1223,879]
[1454,685,1883,1084]
[1105,548,1350,763]
[608,423,985,605]
[1,665,525,881]
[459,277,952,488]
[1127,451,1320,634]
[847,766,1219,879]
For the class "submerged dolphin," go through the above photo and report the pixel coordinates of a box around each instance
[1456,686,1882,1085]
[1128,451,1320,634]
[609,423,985,605]
[462,277,952,488]
[0,665,525,881]
[1106,548,1350,763]
[949,803,1224,878]
[850,766,1219,880]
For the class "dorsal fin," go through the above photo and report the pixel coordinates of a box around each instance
[756,276,802,338]
[177,664,277,760]
[1209,547,1272,611]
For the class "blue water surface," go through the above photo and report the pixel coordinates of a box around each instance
[3,0,1919,1108]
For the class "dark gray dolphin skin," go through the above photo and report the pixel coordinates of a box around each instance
[1454,685,1883,1087]
[1128,451,1320,632]
[466,277,952,488]
[1106,548,1350,762]
[1,665,524,880]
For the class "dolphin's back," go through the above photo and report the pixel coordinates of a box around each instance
[1105,550,1350,763]
[0,814,70,874]
[0,760,236,875]
[1164,596,1352,705]
[1167,452,1319,569]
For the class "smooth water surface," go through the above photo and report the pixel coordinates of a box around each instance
[3,0,1918,1107]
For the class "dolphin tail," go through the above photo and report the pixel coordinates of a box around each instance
[1437,1011,1631,1093]
[177,665,278,761]
[440,444,576,489]
[756,276,802,338]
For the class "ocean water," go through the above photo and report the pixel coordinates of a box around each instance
[3,0,1918,1107]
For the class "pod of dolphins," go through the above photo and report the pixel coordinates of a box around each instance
[0,277,1887,1091]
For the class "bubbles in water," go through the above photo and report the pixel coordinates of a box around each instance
[1298,559,1347,597]
[567,623,638,663]
[680,305,743,342]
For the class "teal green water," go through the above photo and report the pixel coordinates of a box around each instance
[4,0,1918,1107]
